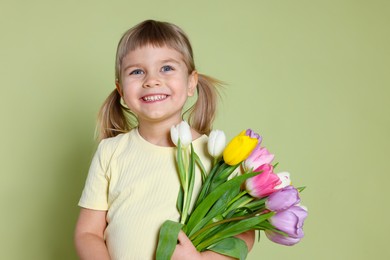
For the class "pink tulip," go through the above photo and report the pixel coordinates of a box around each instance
[243,146,274,171]
[245,164,282,198]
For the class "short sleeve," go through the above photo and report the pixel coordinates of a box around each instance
[78,140,110,210]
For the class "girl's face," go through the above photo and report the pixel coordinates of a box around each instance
[117,46,197,126]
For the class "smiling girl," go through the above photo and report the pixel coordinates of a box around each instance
[74,20,254,260]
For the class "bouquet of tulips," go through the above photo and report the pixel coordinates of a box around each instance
[156,121,308,260]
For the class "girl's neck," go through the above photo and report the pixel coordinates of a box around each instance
[137,120,176,147]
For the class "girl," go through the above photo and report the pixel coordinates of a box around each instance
[74,20,254,259]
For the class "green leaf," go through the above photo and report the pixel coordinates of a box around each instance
[297,186,306,193]
[254,220,275,231]
[196,212,274,251]
[209,164,240,190]
[176,140,186,189]
[224,194,254,217]
[186,171,260,236]
[192,222,229,247]
[224,207,253,219]
[176,187,184,215]
[194,160,224,207]
[183,144,196,224]
[193,152,207,183]
[189,187,240,238]
[244,197,267,212]
[155,220,183,260]
[207,237,248,260]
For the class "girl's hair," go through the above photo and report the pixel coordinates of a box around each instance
[97,20,222,140]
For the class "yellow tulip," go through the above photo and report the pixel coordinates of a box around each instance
[223,130,258,166]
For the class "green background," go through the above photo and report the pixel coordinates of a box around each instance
[1,0,389,259]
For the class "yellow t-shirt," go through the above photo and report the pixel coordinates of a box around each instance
[79,128,211,260]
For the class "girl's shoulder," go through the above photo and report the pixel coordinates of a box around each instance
[97,131,133,157]
[100,131,129,146]
[192,134,208,147]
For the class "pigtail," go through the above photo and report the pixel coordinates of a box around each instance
[187,73,223,135]
[96,89,133,140]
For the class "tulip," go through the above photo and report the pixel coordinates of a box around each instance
[275,172,291,189]
[170,121,192,147]
[264,230,302,246]
[245,164,281,198]
[267,205,308,246]
[208,130,226,158]
[245,129,262,144]
[265,186,300,212]
[243,146,274,171]
[222,130,258,166]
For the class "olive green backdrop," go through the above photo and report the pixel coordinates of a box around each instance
[1,0,389,259]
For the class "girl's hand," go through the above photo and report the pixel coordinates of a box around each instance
[171,231,203,260]
[171,231,238,260]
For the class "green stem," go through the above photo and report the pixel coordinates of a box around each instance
[226,190,248,208]
[213,157,218,168]
[195,211,274,251]
[181,147,190,224]
[189,208,269,241]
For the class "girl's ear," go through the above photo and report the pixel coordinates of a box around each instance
[115,80,123,96]
[187,71,198,97]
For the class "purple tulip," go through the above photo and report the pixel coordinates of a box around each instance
[265,186,300,212]
[265,230,302,246]
[268,205,307,242]
[245,129,262,144]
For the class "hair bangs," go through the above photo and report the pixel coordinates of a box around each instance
[116,20,194,81]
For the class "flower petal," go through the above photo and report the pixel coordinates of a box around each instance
[265,230,301,246]
[274,172,291,189]
[265,186,300,212]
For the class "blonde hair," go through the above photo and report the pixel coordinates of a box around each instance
[98,20,222,140]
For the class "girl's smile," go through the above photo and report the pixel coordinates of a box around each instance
[141,94,168,102]
[117,46,197,125]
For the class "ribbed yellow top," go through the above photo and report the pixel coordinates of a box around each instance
[79,129,211,259]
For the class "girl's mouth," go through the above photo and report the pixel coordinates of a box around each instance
[141,94,168,102]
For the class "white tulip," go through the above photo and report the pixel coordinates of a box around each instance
[207,130,226,158]
[274,172,291,189]
[170,121,192,147]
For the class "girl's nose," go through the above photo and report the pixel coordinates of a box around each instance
[143,73,161,88]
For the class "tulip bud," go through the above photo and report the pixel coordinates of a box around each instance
[275,172,291,189]
[265,186,300,212]
[264,230,302,246]
[268,205,308,243]
[243,146,274,171]
[208,130,226,158]
[245,164,282,198]
[245,129,262,144]
[170,121,192,147]
[223,130,258,166]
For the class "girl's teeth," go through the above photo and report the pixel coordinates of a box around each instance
[142,95,167,102]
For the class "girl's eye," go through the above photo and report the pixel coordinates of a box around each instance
[161,65,174,72]
[130,69,144,75]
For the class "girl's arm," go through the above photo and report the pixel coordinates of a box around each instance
[74,208,110,260]
[172,230,255,260]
